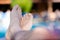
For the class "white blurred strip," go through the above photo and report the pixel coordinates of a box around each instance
[2,10,10,30]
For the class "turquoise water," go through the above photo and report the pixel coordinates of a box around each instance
[0,32,6,38]
[32,22,48,30]
[0,26,7,38]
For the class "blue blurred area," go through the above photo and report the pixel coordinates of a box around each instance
[0,31,6,38]
[32,22,48,30]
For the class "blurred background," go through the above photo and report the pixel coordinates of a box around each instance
[0,0,60,40]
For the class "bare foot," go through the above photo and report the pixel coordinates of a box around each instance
[21,13,33,30]
[6,5,22,40]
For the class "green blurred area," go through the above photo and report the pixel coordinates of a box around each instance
[11,0,32,12]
